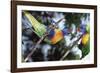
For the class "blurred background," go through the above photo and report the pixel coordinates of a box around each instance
[22,11,90,62]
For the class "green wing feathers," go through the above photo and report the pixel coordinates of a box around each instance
[23,11,51,44]
[23,11,46,37]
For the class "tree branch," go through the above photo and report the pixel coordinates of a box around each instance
[60,34,83,60]
[24,33,48,62]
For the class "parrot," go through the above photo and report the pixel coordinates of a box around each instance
[23,11,68,45]
[77,22,90,58]
[23,11,72,61]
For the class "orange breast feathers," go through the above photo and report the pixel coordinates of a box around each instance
[51,29,63,44]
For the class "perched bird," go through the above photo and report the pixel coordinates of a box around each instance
[24,11,68,45]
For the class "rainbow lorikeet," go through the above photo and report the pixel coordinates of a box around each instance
[23,11,68,45]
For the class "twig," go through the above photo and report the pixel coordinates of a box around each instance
[60,34,83,60]
[24,33,48,62]
[60,50,70,60]
[56,18,64,25]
